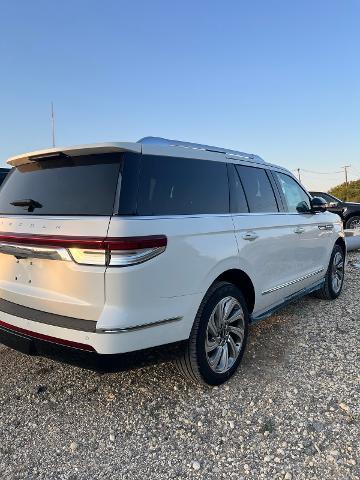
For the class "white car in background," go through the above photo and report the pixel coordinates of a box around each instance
[0,137,346,385]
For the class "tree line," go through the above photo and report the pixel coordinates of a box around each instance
[329,179,360,202]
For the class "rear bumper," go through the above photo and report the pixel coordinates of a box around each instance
[0,322,185,372]
[0,292,202,354]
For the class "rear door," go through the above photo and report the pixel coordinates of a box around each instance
[0,153,122,322]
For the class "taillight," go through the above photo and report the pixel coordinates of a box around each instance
[105,236,167,267]
[68,248,107,266]
[68,236,167,266]
[0,234,167,267]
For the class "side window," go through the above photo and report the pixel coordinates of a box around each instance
[137,155,229,215]
[235,165,278,213]
[315,193,336,204]
[227,164,249,213]
[274,172,310,212]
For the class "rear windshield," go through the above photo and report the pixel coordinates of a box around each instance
[0,154,122,216]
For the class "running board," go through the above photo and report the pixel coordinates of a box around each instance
[250,278,325,324]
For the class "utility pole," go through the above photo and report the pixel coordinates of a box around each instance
[342,165,350,201]
[297,168,301,182]
[51,102,56,147]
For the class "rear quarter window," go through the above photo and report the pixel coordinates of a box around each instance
[137,155,229,215]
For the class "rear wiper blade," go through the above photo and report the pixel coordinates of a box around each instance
[10,198,43,212]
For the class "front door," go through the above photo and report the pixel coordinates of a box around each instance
[271,171,332,292]
[229,163,307,314]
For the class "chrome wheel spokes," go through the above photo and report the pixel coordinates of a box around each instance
[205,296,245,374]
[349,218,360,230]
[331,251,344,293]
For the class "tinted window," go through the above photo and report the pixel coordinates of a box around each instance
[0,169,10,184]
[0,154,122,216]
[235,165,278,213]
[274,172,310,212]
[0,172,9,185]
[312,192,337,204]
[137,155,229,215]
[228,164,249,213]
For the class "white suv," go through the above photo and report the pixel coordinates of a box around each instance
[0,137,346,385]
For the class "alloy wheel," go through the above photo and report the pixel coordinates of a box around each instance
[331,251,344,294]
[205,296,245,374]
[348,217,360,230]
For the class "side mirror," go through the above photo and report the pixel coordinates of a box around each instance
[310,196,327,213]
[296,201,311,213]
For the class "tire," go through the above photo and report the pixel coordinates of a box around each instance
[313,245,345,300]
[345,215,360,230]
[175,281,249,385]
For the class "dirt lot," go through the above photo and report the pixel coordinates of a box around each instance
[0,252,359,480]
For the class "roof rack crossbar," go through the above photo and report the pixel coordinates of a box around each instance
[138,137,265,163]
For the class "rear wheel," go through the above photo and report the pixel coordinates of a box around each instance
[175,281,249,385]
[313,245,345,300]
[345,215,360,230]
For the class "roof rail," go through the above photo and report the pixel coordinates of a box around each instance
[138,137,265,163]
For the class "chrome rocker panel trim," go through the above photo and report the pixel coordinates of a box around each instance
[262,268,324,296]
[252,278,325,323]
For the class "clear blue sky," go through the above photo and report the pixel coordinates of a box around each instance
[0,0,359,190]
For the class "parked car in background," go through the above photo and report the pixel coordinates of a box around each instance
[0,168,10,185]
[0,138,346,385]
[310,191,360,230]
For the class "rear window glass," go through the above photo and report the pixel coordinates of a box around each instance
[228,163,249,213]
[235,165,278,213]
[137,155,229,215]
[0,154,122,216]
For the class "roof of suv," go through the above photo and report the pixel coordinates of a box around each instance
[6,136,288,173]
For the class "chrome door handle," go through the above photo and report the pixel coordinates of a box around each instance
[242,231,259,241]
[318,224,334,231]
[294,227,305,234]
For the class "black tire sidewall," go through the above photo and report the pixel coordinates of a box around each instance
[193,283,249,385]
[325,245,345,299]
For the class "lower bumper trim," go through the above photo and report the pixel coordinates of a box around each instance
[0,320,95,352]
[97,316,182,333]
[0,324,186,372]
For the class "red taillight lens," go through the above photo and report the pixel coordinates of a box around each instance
[104,235,167,267]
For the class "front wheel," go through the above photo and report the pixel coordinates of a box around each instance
[345,215,360,230]
[313,245,345,300]
[175,282,249,385]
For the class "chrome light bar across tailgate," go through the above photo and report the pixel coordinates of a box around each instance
[0,243,71,261]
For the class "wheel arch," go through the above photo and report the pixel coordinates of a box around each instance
[335,236,346,256]
[211,269,256,314]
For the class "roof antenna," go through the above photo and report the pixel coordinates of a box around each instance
[51,101,56,147]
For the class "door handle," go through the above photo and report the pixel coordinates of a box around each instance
[242,231,259,241]
[318,224,334,231]
[294,227,305,234]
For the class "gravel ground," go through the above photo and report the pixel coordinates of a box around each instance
[0,252,359,480]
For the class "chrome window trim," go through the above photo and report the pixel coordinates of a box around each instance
[114,212,324,220]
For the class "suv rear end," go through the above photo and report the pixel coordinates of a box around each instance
[0,141,216,362]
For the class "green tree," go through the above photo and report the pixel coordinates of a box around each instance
[329,179,360,202]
